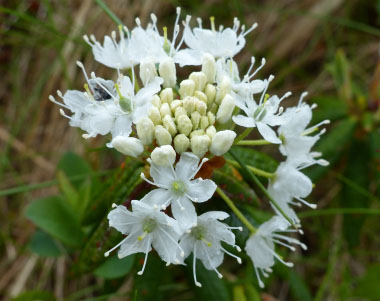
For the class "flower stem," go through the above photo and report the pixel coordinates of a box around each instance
[229,149,298,229]
[95,0,124,26]
[234,128,253,145]
[226,159,275,179]
[216,187,256,234]
[236,139,272,146]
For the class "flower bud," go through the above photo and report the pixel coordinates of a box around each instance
[190,129,205,138]
[170,99,181,112]
[160,88,173,103]
[139,57,157,85]
[215,76,231,104]
[189,72,207,91]
[191,135,211,158]
[195,100,207,115]
[210,103,219,115]
[191,111,201,129]
[207,111,216,125]
[154,125,172,145]
[160,102,172,118]
[205,84,216,107]
[206,125,216,138]
[159,57,176,88]
[179,79,195,98]
[111,136,144,157]
[151,94,161,108]
[210,130,236,156]
[183,96,196,114]
[136,117,154,145]
[174,106,187,119]
[201,53,216,83]
[148,106,162,125]
[194,91,207,104]
[200,116,209,129]
[177,114,193,136]
[174,134,190,153]
[216,94,235,124]
[162,115,177,136]
[151,145,176,166]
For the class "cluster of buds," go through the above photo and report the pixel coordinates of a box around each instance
[51,8,328,289]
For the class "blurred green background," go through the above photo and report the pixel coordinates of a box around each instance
[1,0,380,300]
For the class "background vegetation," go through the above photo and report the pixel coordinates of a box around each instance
[1,0,380,300]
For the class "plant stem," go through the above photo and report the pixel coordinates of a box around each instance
[95,0,123,26]
[234,128,253,144]
[226,159,275,178]
[236,139,272,146]
[216,187,256,234]
[229,149,297,229]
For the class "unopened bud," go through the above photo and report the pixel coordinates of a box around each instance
[179,79,195,98]
[152,94,161,107]
[191,111,201,129]
[160,102,172,118]
[174,134,190,153]
[148,106,162,125]
[162,115,177,136]
[140,58,157,85]
[206,125,216,138]
[189,72,207,91]
[190,129,205,138]
[210,130,236,156]
[160,88,173,103]
[183,96,196,114]
[159,58,176,88]
[151,145,176,166]
[174,106,187,119]
[215,76,231,104]
[207,111,216,125]
[210,103,219,115]
[195,101,207,115]
[111,136,144,157]
[191,135,210,158]
[170,99,181,112]
[201,53,216,83]
[205,84,216,107]
[136,117,154,145]
[200,116,209,129]
[177,115,193,136]
[154,125,172,145]
[216,94,235,124]
[194,91,207,104]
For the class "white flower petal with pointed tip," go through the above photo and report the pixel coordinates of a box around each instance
[141,152,217,229]
[106,201,185,274]
[179,211,242,287]
[245,216,307,288]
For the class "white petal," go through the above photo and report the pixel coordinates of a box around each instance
[232,114,256,128]
[256,122,281,144]
[140,188,173,207]
[199,211,229,221]
[187,179,217,203]
[175,152,200,181]
[171,197,197,230]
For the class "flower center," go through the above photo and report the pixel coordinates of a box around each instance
[115,83,132,113]
[191,225,212,246]
[171,180,186,195]
[142,218,157,233]
[253,105,267,121]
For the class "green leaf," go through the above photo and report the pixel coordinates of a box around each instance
[354,264,380,299]
[310,96,348,124]
[57,151,92,189]
[57,170,79,209]
[233,285,247,301]
[25,196,84,247]
[28,230,62,257]
[288,270,312,301]
[12,290,56,301]
[94,254,135,279]
[370,131,380,198]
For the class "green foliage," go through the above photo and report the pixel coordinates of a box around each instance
[28,229,63,257]
[12,290,56,301]
[354,264,380,299]
[94,254,135,279]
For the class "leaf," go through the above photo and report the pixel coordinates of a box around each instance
[310,96,348,124]
[57,151,92,189]
[370,131,380,198]
[288,270,313,301]
[94,254,135,279]
[354,264,380,299]
[12,290,56,301]
[28,229,63,257]
[57,170,79,209]
[25,196,84,247]
[233,285,247,301]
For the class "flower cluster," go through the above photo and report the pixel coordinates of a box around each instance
[51,8,328,288]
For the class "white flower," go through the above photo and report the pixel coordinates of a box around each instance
[84,26,134,69]
[232,76,291,144]
[179,211,242,287]
[278,92,330,167]
[209,130,236,156]
[105,201,185,274]
[181,16,257,64]
[111,136,144,157]
[245,216,307,288]
[140,152,217,229]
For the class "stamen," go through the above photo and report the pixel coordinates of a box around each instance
[254,267,265,288]
[221,246,242,263]
[242,22,258,37]
[84,84,95,101]
[298,91,309,106]
[196,17,202,28]
[294,196,317,209]
[140,173,167,189]
[104,235,131,257]
[202,244,223,279]
[76,61,94,93]
[210,16,216,31]
[248,58,266,81]
[193,245,202,287]
[201,238,212,247]
[137,237,151,275]
[49,95,69,109]
[138,231,148,241]
[190,157,209,179]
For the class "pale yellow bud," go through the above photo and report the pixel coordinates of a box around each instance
[160,103,172,118]
[174,106,187,120]
[206,125,216,138]
[205,84,216,108]
[160,88,173,103]
[111,136,144,157]
[207,111,216,125]
[159,58,176,88]
[191,135,211,158]
[201,53,216,83]
[191,111,201,129]
[216,94,235,124]
[216,76,231,104]
[179,79,195,98]
[194,91,207,104]
[154,125,172,146]
[162,115,177,136]
[210,103,219,115]
[148,106,162,125]
[190,129,205,138]
[176,114,193,136]
[151,94,161,108]
[195,101,207,116]
[139,58,157,85]
[136,117,154,145]
[174,134,190,153]
[183,96,196,114]
[200,116,209,130]
[151,145,176,166]
[210,130,236,156]
[170,99,182,113]
[189,72,207,91]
